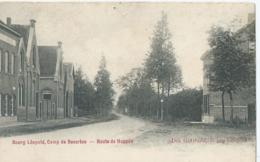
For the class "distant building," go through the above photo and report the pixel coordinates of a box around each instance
[38,42,66,120]
[64,63,75,117]
[201,14,255,123]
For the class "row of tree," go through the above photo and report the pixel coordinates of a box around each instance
[116,12,255,123]
[116,66,202,121]
[117,12,185,121]
[74,56,114,116]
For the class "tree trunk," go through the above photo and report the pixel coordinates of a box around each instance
[166,78,170,121]
[229,91,234,123]
[135,103,138,116]
[161,84,165,121]
[157,81,160,121]
[221,91,225,121]
[150,103,152,119]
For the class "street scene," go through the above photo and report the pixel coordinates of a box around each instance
[0,2,256,162]
[0,113,255,162]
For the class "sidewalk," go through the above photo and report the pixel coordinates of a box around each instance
[0,121,32,128]
[0,117,32,128]
[0,114,119,137]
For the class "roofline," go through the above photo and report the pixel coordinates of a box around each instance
[40,76,55,79]
[63,62,73,65]
[0,23,21,37]
[234,20,255,37]
[38,45,58,48]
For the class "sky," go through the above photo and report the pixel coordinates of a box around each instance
[0,3,255,90]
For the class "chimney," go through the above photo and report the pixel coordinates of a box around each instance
[6,17,11,26]
[58,41,62,48]
[30,19,36,27]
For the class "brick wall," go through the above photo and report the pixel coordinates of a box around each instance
[39,78,65,120]
[17,106,26,121]
[209,105,248,122]
[0,27,20,118]
[209,88,255,106]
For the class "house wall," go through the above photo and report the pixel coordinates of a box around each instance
[0,26,20,118]
[17,25,40,122]
[0,19,74,122]
[202,18,255,123]
[39,78,65,120]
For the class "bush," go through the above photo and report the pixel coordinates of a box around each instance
[167,88,202,121]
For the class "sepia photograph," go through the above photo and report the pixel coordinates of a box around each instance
[0,2,256,162]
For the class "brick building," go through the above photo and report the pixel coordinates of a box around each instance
[0,17,75,122]
[0,19,22,120]
[201,14,255,123]
[10,19,41,121]
[38,42,66,120]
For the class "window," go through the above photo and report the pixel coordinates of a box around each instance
[32,81,35,106]
[43,94,51,100]
[18,84,24,107]
[20,50,24,72]
[30,73,32,106]
[52,103,56,118]
[0,94,1,116]
[4,51,8,73]
[38,101,42,118]
[0,50,2,72]
[5,95,8,116]
[18,84,21,106]
[22,84,25,106]
[11,95,14,116]
[203,95,210,114]
[11,53,14,74]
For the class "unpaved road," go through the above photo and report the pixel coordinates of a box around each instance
[0,114,255,162]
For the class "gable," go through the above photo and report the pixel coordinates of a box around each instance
[38,46,58,77]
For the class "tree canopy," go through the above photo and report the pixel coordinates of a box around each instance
[94,56,115,116]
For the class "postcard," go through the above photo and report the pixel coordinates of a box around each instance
[0,2,256,162]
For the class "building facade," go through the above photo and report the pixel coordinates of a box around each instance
[10,19,41,121]
[38,42,66,120]
[0,19,22,120]
[0,17,75,122]
[201,15,255,123]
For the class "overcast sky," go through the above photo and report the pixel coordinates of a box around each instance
[0,3,254,89]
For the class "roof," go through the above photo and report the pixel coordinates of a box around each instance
[10,24,30,48]
[234,20,255,41]
[0,21,21,37]
[202,20,255,62]
[38,46,58,77]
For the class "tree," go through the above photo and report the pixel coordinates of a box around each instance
[74,67,95,116]
[208,26,253,122]
[94,56,115,116]
[117,67,156,118]
[144,12,182,120]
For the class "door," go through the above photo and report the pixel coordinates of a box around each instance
[42,93,52,120]
[66,92,69,117]
[36,93,40,119]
